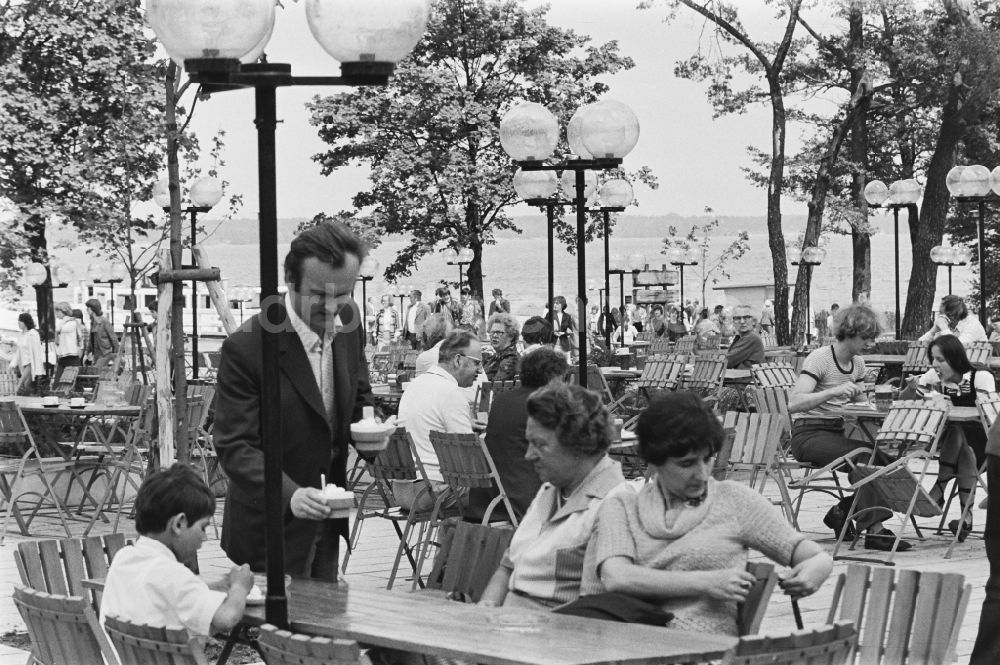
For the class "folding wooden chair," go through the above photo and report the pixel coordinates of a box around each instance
[0,370,20,396]
[760,331,778,349]
[825,564,970,665]
[13,586,121,665]
[751,362,798,389]
[675,335,696,354]
[834,401,949,565]
[257,624,361,665]
[424,521,514,603]
[51,366,80,396]
[718,412,796,525]
[649,338,672,355]
[681,356,727,405]
[737,561,779,636]
[104,616,209,665]
[897,341,930,383]
[721,621,856,665]
[586,364,616,406]
[967,340,993,366]
[14,533,129,612]
[0,400,74,543]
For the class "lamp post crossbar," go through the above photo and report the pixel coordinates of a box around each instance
[869,202,917,339]
[952,194,996,328]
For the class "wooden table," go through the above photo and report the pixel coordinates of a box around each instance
[600,367,643,379]
[832,403,980,424]
[372,384,404,398]
[862,354,1000,369]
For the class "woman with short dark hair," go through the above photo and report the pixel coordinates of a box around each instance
[11,313,44,395]
[589,392,831,636]
[919,294,988,347]
[548,295,575,355]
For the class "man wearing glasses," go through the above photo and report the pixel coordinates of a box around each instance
[395,330,482,511]
[726,304,766,369]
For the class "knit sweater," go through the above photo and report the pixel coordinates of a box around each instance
[585,478,805,635]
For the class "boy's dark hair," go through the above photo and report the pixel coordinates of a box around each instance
[135,464,215,534]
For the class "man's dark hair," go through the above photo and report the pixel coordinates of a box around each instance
[135,464,215,534]
[411,289,422,299]
[521,316,553,345]
[85,298,103,316]
[520,347,568,388]
[492,288,502,297]
[438,330,478,363]
[283,222,365,291]
[436,286,451,299]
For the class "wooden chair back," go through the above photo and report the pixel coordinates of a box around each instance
[14,533,129,611]
[425,521,515,603]
[636,358,685,391]
[584,365,615,405]
[722,621,856,665]
[826,564,970,665]
[476,380,520,413]
[635,330,656,342]
[978,392,1000,432]
[52,366,80,396]
[967,340,994,366]
[648,338,672,355]
[429,430,518,526]
[751,362,798,388]
[874,400,949,458]
[675,335,696,354]
[104,616,209,665]
[370,427,422,483]
[697,334,721,350]
[737,561,779,636]
[901,341,930,375]
[697,350,729,361]
[257,624,361,665]
[13,586,120,665]
[718,412,786,476]
[760,331,778,349]
[0,371,20,396]
[402,350,419,372]
[684,356,726,397]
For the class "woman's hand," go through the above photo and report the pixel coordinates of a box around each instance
[831,381,863,400]
[700,569,757,602]
[778,553,833,599]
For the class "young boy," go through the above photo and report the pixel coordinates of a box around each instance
[100,464,254,637]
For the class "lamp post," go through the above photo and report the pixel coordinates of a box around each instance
[443,248,473,293]
[665,247,699,315]
[607,252,645,347]
[589,179,634,350]
[930,245,972,295]
[790,246,826,345]
[147,0,429,627]
[864,179,921,339]
[357,256,379,345]
[24,262,73,370]
[230,286,254,325]
[501,99,639,386]
[945,165,999,328]
[154,175,223,379]
[87,263,127,328]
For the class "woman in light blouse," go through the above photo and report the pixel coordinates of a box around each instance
[11,313,44,394]
[919,295,987,347]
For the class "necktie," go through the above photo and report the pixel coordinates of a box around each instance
[320,334,336,424]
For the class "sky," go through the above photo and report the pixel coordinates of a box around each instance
[163,0,844,224]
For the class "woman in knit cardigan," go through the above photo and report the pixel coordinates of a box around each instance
[587,391,832,635]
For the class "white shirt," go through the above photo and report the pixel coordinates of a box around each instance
[919,315,989,346]
[55,317,79,357]
[397,365,473,481]
[415,341,443,376]
[407,302,420,333]
[100,538,225,637]
[285,293,341,401]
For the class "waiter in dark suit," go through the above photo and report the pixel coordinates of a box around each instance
[214,222,377,581]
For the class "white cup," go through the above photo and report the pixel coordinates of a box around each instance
[70,397,85,408]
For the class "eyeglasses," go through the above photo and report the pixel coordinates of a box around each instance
[457,354,483,367]
[732,315,753,321]
[488,330,506,337]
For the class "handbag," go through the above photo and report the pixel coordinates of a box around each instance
[552,592,674,627]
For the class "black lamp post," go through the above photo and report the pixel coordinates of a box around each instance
[665,247,699,317]
[930,244,972,296]
[357,257,379,346]
[945,165,998,329]
[443,248,473,293]
[586,178,634,350]
[87,263,127,330]
[147,0,429,627]
[501,99,639,387]
[790,246,826,345]
[231,286,253,325]
[608,253,645,347]
[154,175,223,379]
[864,179,921,339]
[25,262,72,371]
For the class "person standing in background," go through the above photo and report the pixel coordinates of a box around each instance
[11,313,44,395]
[54,301,82,381]
[86,299,118,368]
[404,288,430,349]
[374,295,401,349]
[759,299,775,334]
[489,288,510,316]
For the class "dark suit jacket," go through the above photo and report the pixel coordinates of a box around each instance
[466,386,541,522]
[214,301,375,575]
[549,312,575,353]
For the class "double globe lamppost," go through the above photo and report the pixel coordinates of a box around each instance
[87,263,128,327]
[863,179,921,339]
[930,245,973,296]
[944,165,1000,328]
[591,180,635,350]
[607,252,647,346]
[147,0,430,625]
[442,247,474,293]
[24,263,75,368]
[789,246,826,345]
[664,247,700,315]
[357,256,379,344]
[153,175,224,379]
[500,99,639,386]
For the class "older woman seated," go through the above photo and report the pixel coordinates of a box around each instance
[587,391,832,636]
[479,383,626,610]
[483,312,520,381]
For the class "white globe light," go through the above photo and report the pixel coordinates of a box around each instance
[241,10,275,64]
[457,248,475,263]
[52,264,75,285]
[189,176,224,208]
[954,246,974,264]
[959,165,991,197]
[598,179,634,208]
[627,253,646,272]
[863,180,889,206]
[946,166,966,197]
[88,264,107,282]
[888,179,921,205]
[609,253,625,271]
[512,169,557,201]
[559,169,598,200]
[579,99,640,160]
[566,104,596,159]
[306,0,429,67]
[359,256,379,279]
[110,263,128,282]
[442,248,458,264]
[929,245,948,263]
[500,102,559,162]
[684,248,701,265]
[25,262,47,287]
[802,246,826,264]
[146,0,275,63]
[152,177,171,209]
[665,247,686,264]
[990,166,1000,197]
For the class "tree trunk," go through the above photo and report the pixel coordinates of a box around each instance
[767,78,790,345]
[847,1,872,304]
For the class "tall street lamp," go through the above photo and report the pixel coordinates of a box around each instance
[864,179,921,339]
[501,98,639,386]
[25,262,73,370]
[790,246,826,345]
[147,0,429,626]
[930,244,972,296]
[88,263,127,328]
[357,256,379,345]
[945,164,999,328]
[589,178,633,349]
[665,247,699,314]
[230,286,254,325]
[443,248,474,293]
[154,175,224,379]
[608,252,645,347]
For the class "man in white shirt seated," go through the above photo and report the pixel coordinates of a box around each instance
[396,330,482,512]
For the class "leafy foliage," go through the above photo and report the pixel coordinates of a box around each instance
[661,207,750,306]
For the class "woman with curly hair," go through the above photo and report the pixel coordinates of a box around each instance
[483,311,520,381]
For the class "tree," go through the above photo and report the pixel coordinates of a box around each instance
[661,208,750,307]
[642,0,803,344]
[308,0,640,297]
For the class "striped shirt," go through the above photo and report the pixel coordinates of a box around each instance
[793,345,866,421]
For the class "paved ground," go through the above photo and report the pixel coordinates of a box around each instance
[0,462,988,663]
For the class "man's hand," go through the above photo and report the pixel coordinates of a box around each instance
[290,487,332,520]
[228,564,254,595]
